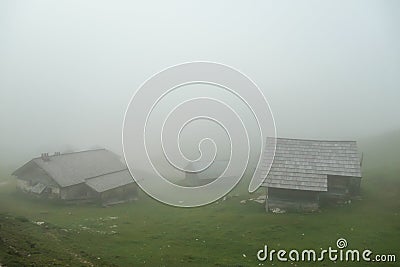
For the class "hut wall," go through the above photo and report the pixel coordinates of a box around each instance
[60,183,96,200]
[16,165,57,190]
[326,175,350,195]
[348,177,361,196]
[16,179,33,192]
[15,165,61,198]
[266,187,320,212]
[99,183,138,205]
[184,172,199,186]
[321,175,361,202]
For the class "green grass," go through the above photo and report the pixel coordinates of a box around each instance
[0,131,399,266]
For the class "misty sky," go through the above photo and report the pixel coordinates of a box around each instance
[1,1,400,168]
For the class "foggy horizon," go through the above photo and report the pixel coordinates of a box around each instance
[1,1,400,169]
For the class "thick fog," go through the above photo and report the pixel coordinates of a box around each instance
[1,1,400,170]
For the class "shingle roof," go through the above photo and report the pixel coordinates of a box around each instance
[16,149,127,187]
[85,169,134,193]
[260,138,362,192]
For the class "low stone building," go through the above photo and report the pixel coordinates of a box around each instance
[12,149,138,205]
[183,161,230,187]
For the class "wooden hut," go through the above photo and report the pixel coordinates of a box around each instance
[260,138,362,212]
[12,149,138,205]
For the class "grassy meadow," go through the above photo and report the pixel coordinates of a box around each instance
[0,131,399,266]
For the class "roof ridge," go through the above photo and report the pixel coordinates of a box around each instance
[30,148,107,160]
[267,137,357,143]
[84,168,128,181]
[56,148,107,156]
